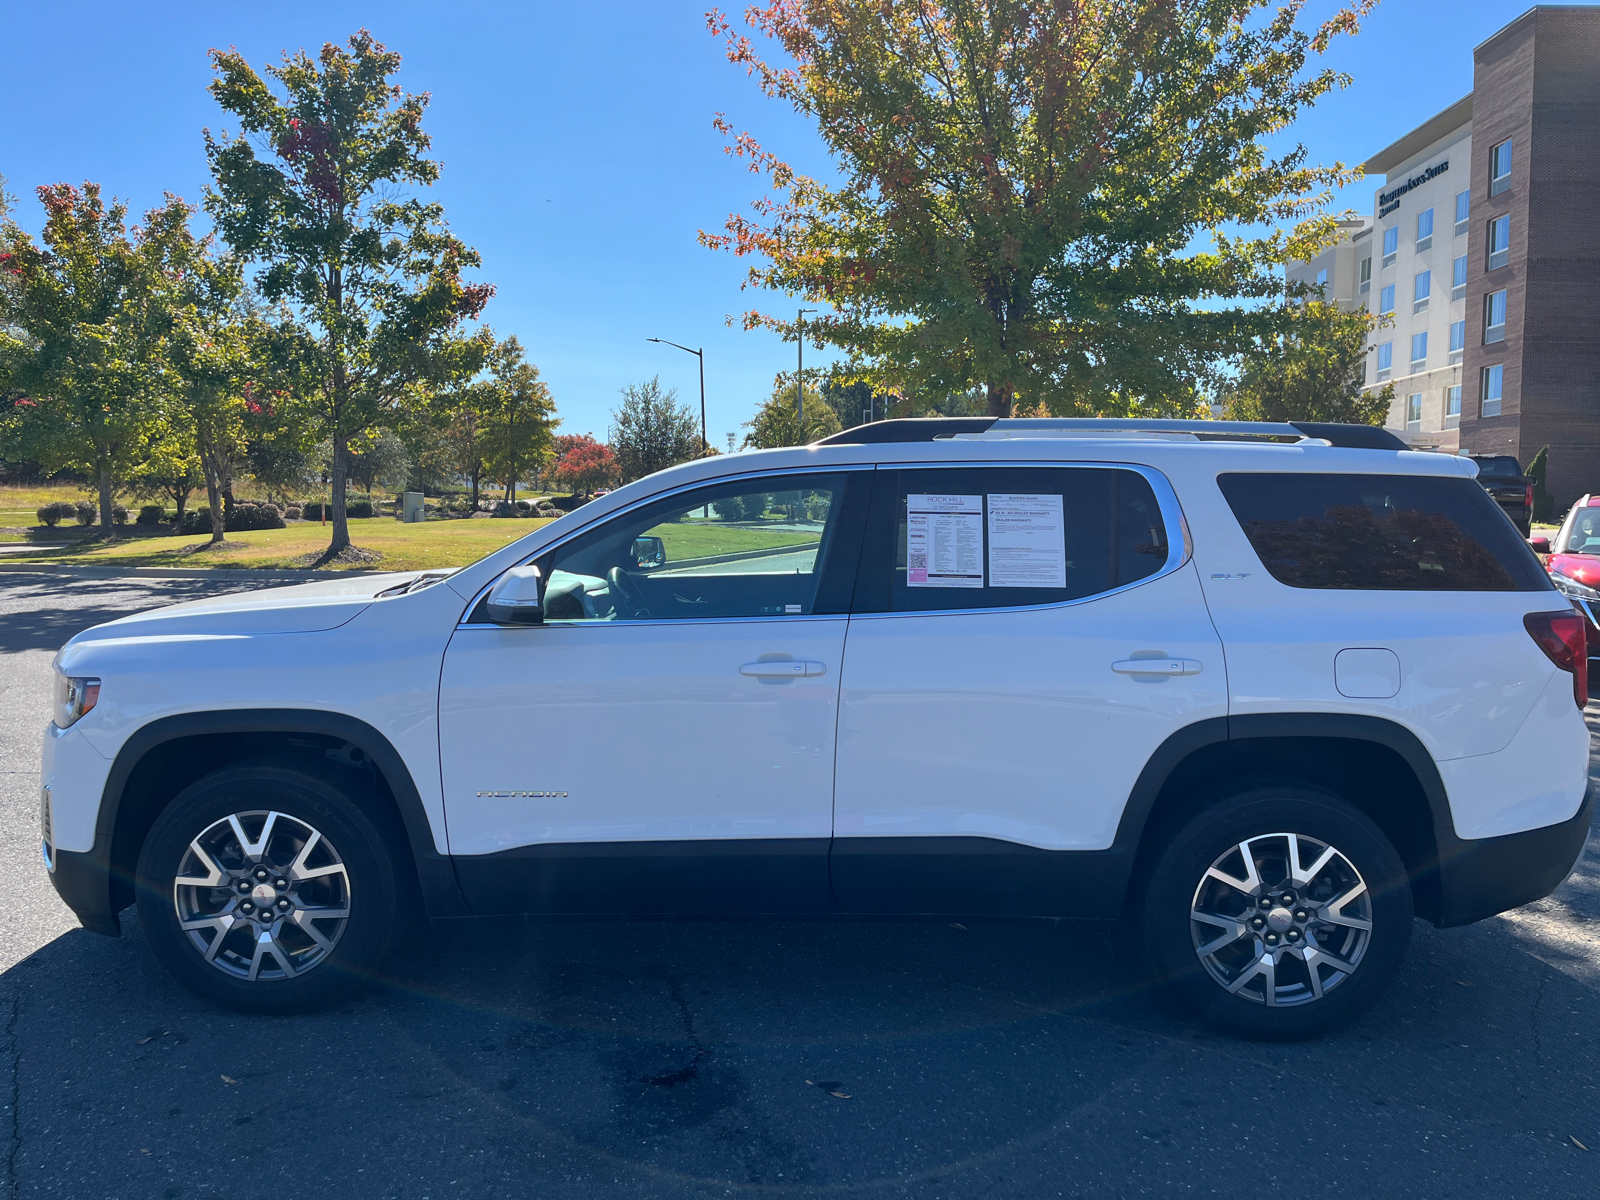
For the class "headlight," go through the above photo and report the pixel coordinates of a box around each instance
[1548,562,1600,601]
[53,674,100,729]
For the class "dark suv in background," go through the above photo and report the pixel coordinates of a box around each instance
[1469,455,1533,534]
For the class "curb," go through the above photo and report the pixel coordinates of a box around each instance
[0,562,388,583]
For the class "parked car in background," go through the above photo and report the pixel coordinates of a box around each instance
[1534,494,1600,669]
[1469,455,1533,534]
[41,418,1590,1040]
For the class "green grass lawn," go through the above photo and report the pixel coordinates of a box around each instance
[0,514,821,572]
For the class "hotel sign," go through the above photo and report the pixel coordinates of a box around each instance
[1379,159,1449,217]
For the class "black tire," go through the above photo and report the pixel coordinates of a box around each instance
[135,762,404,1014]
[1142,786,1413,1040]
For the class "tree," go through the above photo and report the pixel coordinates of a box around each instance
[744,378,841,448]
[1220,300,1392,426]
[1526,445,1554,523]
[128,427,204,526]
[346,429,411,494]
[206,30,493,558]
[702,0,1373,416]
[478,336,558,503]
[550,433,616,497]
[610,375,701,482]
[0,184,189,532]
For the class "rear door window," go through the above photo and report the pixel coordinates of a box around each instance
[1217,472,1551,591]
[852,467,1170,613]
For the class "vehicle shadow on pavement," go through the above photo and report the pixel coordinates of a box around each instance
[6,848,1600,1199]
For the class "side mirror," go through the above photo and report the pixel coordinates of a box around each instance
[632,535,666,570]
[1530,536,1551,555]
[484,566,544,625]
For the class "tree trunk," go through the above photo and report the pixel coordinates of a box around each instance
[173,489,189,529]
[469,466,479,512]
[985,382,1014,418]
[329,433,351,553]
[97,464,115,539]
[221,470,235,523]
[202,461,225,544]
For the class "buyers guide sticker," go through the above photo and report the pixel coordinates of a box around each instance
[906,494,984,587]
[987,494,1067,588]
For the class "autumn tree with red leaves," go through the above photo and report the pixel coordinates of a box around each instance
[702,0,1376,416]
[205,30,493,557]
[551,434,617,498]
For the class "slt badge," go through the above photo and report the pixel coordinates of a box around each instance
[476,790,569,798]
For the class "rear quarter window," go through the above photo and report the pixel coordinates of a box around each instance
[1217,472,1551,591]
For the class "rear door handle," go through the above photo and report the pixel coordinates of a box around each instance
[1112,658,1202,676]
[740,661,826,678]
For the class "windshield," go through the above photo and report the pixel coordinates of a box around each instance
[1472,456,1522,479]
[1561,508,1600,556]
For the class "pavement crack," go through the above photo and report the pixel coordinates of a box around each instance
[1529,966,1548,1068]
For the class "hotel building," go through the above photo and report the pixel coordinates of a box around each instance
[1287,6,1600,504]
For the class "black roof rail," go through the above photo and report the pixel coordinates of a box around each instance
[812,417,996,445]
[813,416,1409,451]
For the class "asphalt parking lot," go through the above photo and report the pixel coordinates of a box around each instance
[3,574,1599,1198]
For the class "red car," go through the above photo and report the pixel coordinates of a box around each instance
[1534,494,1600,660]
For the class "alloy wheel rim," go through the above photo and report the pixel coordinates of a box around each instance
[1189,832,1372,1006]
[172,810,351,981]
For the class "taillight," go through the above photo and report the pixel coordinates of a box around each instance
[1526,483,1535,509]
[1524,610,1588,709]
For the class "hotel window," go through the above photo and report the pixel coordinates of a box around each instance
[1413,269,1431,313]
[1315,267,1328,291]
[1382,226,1399,267]
[1490,139,1512,196]
[1446,385,1462,428]
[1405,393,1422,431]
[1410,331,1428,370]
[1481,363,1503,417]
[1452,254,1468,300]
[1379,284,1396,315]
[1488,215,1510,270]
[1449,319,1466,363]
[1376,341,1393,382]
[1359,256,1372,295]
[1484,289,1507,343]
[1454,189,1470,236]
[1416,208,1433,251]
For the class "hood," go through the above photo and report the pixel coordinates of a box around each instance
[66,571,432,644]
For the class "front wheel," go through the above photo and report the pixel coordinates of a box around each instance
[1142,787,1413,1039]
[135,763,404,1014]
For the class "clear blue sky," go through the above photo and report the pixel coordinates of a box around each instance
[0,0,1537,442]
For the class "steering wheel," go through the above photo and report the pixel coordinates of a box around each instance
[606,566,647,619]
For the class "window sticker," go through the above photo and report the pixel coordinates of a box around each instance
[987,494,1066,587]
[906,494,984,587]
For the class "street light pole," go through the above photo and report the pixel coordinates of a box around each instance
[646,338,707,453]
[797,307,816,430]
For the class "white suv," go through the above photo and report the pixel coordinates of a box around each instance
[40,418,1592,1038]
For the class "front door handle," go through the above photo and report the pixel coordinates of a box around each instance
[1112,658,1202,676]
[740,661,826,678]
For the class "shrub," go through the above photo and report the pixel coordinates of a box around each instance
[136,505,166,526]
[74,501,97,526]
[712,495,749,521]
[36,501,77,527]
[492,500,517,518]
[346,499,374,519]
[179,501,287,535]
[285,506,303,521]
[111,504,129,525]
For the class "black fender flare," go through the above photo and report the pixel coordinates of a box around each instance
[84,709,467,932]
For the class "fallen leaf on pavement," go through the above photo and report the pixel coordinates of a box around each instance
[830,1091,852,1099]
[221,1075,241,1085]
[1454,981,1473,987]
[949,922,967,931]
[1571,1136,1589,1151]
[137,1036,154,1045]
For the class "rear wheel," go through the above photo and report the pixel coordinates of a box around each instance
[135,763,404,1013]
[1142,786,1413,1039]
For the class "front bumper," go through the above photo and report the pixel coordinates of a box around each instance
[49,847,122,936]
[1435,784,1594,927]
